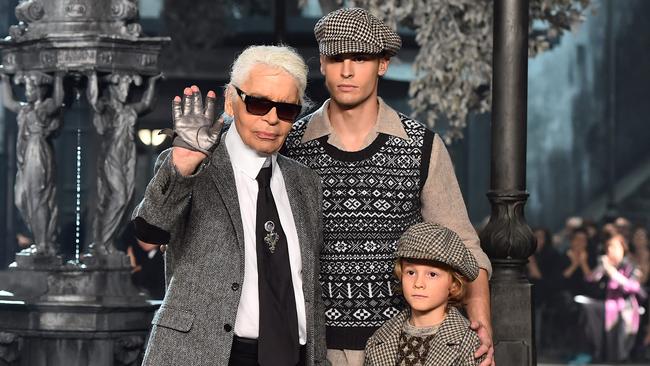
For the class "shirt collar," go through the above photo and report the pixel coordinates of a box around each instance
[301,97,409,143]
[224,122,277,180]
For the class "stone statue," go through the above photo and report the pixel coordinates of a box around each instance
[1,71,64,256]
[86,71,162,254]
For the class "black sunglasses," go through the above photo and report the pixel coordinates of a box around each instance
[234,86,302,122]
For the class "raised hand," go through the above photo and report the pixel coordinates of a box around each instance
[566,249,578,266]
[163,85,222,156]
[578,250,589,264]
[162,85,223,176]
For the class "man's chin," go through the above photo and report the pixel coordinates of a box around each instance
[251,142,282,155]
[331,97,363,110]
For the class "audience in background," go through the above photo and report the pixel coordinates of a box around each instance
[528,228,564,355]
[530,216,650,363]
[588,235,644,362]
[561,228,594,296]
[553,216,584,252]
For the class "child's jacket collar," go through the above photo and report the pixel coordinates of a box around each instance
[365,307,470,366]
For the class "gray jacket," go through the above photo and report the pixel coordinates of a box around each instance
[133,142,328,365]
[364,307,482,366]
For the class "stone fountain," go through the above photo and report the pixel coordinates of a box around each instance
[0,1,169,365]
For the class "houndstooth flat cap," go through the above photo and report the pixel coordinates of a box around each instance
[396,222,480,281]
[314,8,402,57]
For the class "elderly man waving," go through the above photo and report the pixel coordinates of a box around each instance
[133,45,328,366]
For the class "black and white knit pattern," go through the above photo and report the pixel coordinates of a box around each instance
[396,333,435,366]
[283,113,434,349]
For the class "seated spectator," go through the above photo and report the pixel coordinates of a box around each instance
[529,227,564,300]
[528,227,564,355]
[562,228,594,295]
[560,228,604,364]
[588,235,645,362]
[602,222,619,240]
[615,217,632,243]
[554,216,584,252]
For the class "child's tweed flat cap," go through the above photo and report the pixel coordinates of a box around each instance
[396,222,480,281]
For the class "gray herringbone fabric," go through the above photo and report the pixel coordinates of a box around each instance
[396,222,479,281]
[132,141,328,366]
[364,307,483,366]
[314,7,402,57]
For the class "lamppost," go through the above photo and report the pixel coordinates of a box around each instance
[478,0,536,365]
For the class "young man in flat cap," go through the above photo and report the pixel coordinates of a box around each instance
[282,7,494,366]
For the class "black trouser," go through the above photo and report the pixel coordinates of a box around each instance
[228,336,306,366]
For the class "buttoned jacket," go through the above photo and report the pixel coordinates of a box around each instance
[364,307,482,366]
[133,141,328,366]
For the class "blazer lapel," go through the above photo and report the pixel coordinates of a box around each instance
[207,141,245,254]
[276,155,314,291]
[367,310,407,365]
[424,308,465,366]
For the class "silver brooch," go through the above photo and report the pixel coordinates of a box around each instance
[264,220,279,253]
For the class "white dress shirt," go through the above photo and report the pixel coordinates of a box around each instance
[225,124,307,345]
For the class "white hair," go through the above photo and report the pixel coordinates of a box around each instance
[228,45,309,106]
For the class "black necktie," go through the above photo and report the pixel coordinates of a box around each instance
[256,163,299,366]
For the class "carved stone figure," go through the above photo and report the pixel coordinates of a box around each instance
[86,71,161,254]
[113,335,145,366]
[0,331,22,366]
[1,71,64,256]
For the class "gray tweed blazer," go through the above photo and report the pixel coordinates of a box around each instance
[364,307,482,366]
[133,141,328,366]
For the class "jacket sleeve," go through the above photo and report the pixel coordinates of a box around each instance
[131,148,207,245]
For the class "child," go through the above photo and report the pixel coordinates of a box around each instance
[364,222,483,366]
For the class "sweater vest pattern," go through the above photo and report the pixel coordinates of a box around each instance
[283,112,433,346]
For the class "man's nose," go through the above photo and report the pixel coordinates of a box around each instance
[264,107,280,125]
[341,59,353,78]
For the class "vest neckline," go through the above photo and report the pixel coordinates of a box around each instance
[317,133,390,162]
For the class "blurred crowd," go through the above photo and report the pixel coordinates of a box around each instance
[529,216,650,363]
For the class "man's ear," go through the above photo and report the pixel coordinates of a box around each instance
[378,57,390,76]
[224,85,234,116]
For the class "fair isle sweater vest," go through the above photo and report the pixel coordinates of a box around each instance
[282,113,434,350]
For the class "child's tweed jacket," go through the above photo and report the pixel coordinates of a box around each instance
[364,307,483,366]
